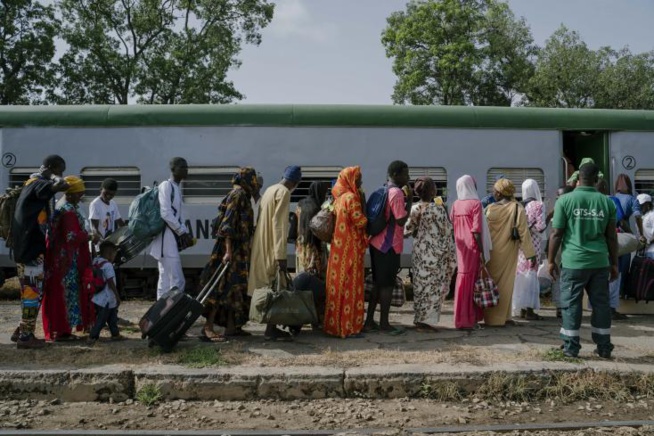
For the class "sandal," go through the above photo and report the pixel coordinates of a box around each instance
[362,322,380,333]
[264,328,293,342]
[200,329,228,343]
[381,326,406,336]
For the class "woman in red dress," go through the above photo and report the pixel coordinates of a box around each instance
[324,166,368,338]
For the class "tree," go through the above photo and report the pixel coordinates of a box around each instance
[381,0,535,106]
[50,0,274,104]
[525,25,604,108]
[0,0,59,105]
[594,49,654,110]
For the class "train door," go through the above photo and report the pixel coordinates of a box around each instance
[562,131,610,185]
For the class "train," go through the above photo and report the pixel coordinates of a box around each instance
[1,104,653,295]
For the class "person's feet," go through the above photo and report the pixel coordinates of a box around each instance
[524,308,544,321]
[16,333,46,349]
[612,309,628,320]
[594,348,612,359]
[10,327,19,343]
[200,327,227,343]
[380,324,406,336]
[362,321,380,333]
[414,322,438,333]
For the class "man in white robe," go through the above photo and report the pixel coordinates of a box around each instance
[150,157,193,299]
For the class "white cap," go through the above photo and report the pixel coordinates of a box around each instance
[637,193,652,205]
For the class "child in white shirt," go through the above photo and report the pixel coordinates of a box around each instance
[89,178,125,242]
[88,241,122,344]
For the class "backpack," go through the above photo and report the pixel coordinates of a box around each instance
[92,260,109,294]
[366,185,391,236]
[128,184,169,239]
[0,186,23,248]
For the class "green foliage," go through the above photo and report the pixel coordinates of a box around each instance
[382,0,536,106]
[0,0,60,104]
[136,383,162,406]
[50,0,274,104]
[177,346,225,368]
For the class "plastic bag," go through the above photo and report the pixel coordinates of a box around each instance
[512,269,540,312]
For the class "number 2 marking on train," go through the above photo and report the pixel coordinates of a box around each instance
[2,153,16,168]
[622,156,636,170]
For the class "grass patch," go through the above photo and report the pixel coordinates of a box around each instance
[420,381,462,401]
[542,348,583,364]
[136,384,162,406]
[177,346,225,368]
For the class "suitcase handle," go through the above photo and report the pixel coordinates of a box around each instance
[197,262,230,305]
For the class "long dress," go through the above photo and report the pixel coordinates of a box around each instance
[42,202,93,341]
[247,184,290,295]
[513,200,546,311]
[199,186,254,328]
[324,168,368,338]
[405,202,457,326]
[451,199,484,329]
[484,200,535,326]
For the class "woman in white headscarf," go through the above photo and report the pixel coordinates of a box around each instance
[512,179,546,320]
[450,175,492,330]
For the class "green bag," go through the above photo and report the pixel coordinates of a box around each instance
[249,273,318,326]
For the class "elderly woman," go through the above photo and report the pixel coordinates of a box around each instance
[324,166,368,338]
[199,167,259,342]
[404,177,456,331]
[513,179,547,320]
[42,176,94,341]
[485,179,536,327]
[450,175,491,330]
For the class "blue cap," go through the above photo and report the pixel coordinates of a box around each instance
[283,166,302,183]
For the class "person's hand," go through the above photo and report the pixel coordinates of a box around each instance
[548,261,560,280]
[610,264,619,282]
[52,178,69,193]
[402,185,413,199]
[277,259,288,272]
[222,249,232,265]
[181,233,193,247]
[528,256,537,269]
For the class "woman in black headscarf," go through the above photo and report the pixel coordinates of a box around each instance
[295,181,330,279]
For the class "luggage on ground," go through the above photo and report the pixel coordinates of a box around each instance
[626,255,654,303]
[139,262,229,352]
[249,272,318,326]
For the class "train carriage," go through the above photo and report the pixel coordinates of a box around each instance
[1,105,653,295]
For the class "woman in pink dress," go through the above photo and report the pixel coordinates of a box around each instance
[450,175,492,330]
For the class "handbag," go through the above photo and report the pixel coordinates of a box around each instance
[510,203,521,241]
[309,200,335,243]
[249,272,318,326]
[364,272,405,307]
[474,263,500,308]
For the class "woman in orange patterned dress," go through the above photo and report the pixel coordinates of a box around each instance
[324,166,368,338]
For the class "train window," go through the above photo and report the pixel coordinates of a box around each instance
[8,168,40,188]
[183,167,238,202]
[487,168,545,200]
[290,167,343,203]
[409,167,447,202]
[81,167,141,200]
[635,169,654,195]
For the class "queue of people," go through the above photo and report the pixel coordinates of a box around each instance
[9,155,633,360]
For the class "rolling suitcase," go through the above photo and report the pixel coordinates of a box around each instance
[626,255,654,303]
[104,226,155,266]
[139,262,229,352]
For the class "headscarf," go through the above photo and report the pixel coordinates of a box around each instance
[332,166,361,199]
[521,179,542,203]
[232,167,258,195]
[494,178,515,199]
[455,175,492,263]
[64,175,85,194]
[456,175,479,200]
[283,166,302,183]
[414,177,435,201]
[298,181,331,246]
[615,174,633,195]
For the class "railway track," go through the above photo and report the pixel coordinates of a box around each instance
[0,420,652,435]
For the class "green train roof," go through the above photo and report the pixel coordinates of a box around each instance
[0,105,654,130]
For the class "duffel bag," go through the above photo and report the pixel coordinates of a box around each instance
[617,232,640,257]
[249,272,318,326]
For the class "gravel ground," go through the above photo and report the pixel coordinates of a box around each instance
[0,397,652,432]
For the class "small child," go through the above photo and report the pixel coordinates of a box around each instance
[88,241,122,344]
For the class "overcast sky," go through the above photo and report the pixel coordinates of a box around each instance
[228,0,654,105]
